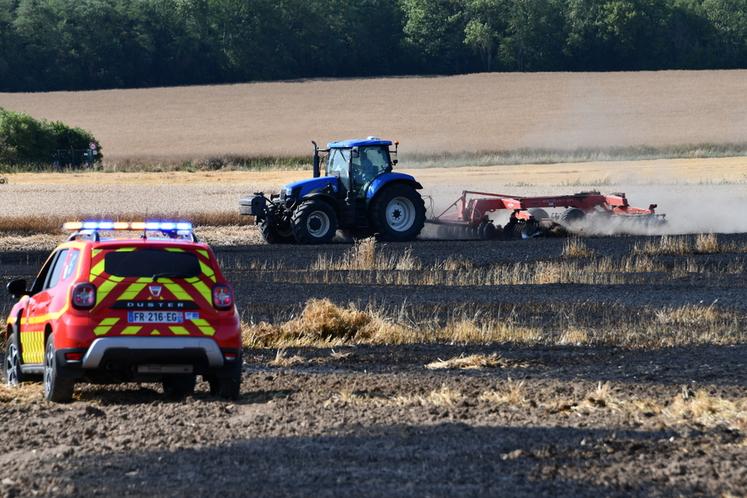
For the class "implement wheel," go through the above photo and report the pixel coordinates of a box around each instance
[560,208,586,226]
[477,221,500,240]
[291,199,338,244]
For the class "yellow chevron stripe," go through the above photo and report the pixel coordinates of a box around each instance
[150,330,161,336]
[199,262,217,282]
[197,249,209,259]
[162,281,192,301]
[169,326,190,336]
[186,278,212,303]
[94,325,112,336]
[21,331,45,364]
[95,279,120,307]
[117,283,147,300]
[121,326,141,335]
[89,259,105,280]
[191,319,215,336]
[94,317,120,336]
[166,248,185,253]
[116,247,136,252]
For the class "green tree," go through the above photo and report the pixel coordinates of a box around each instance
[498,0,565,70]
[702,0,747,66]
[463,0,505,71]
[402,0,472,72]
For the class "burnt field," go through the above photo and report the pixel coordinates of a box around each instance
[1,234,747,497]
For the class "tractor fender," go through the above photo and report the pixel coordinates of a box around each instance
[298,192,339,213]
[365,173,422,202]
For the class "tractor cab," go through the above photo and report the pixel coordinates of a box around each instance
[320,138,395,197]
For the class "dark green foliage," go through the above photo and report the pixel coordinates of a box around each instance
[0,0,744,92]
[0,108,101,166]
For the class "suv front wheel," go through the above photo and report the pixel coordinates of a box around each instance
[44,334,75,403]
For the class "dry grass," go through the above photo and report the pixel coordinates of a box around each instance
[562,238,593,258]
[558,328,590,346]
[2,71,746,162]
[269,349,305,367]
[272,251,743,289]
[478,379,527,406]
[312,238,421,271]
[425,353,502,370]
[392,385,464,407]
[242,299,543,348]
[664,389,747,430]
[694,233,720,254]
[242,298,745,350]
[633,235,692,255]
[0,383,41,403]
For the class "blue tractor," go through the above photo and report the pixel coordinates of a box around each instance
[239,137,426,244]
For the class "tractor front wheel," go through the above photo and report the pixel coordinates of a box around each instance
[259,219,294,244]
[371,185,426,242]
[291,199,338,244]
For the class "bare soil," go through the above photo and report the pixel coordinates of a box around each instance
[1,236,746,497]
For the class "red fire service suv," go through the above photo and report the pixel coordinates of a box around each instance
[3,221,242,402]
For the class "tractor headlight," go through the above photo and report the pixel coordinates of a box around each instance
[284,187,294,197]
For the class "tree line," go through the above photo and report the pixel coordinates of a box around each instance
[0,107,101,166]
[0,0,745,92]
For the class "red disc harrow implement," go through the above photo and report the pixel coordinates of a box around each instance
[430,190,666,240]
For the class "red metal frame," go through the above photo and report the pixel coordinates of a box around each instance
[433,190,659,227]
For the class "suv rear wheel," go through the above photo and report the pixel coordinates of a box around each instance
[163,375,196,399]
[44,334,75,403]
[208,360,242,400]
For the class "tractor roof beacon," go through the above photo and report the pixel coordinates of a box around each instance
[240,137,426,244]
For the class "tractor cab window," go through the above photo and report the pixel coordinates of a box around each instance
[327,148,351,190]
[351,146,390,191]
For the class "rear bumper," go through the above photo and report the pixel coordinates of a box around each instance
[82,337,225,368]
[54,338,241,383]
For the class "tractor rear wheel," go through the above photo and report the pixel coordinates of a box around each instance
[291,199,338,244]
[371,184,426,242]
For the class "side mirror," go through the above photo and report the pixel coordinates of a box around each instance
[7,279,28,299]
[351,147,359,158]
[392,159,398,165]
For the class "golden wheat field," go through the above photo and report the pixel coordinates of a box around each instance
[1,70,746,161]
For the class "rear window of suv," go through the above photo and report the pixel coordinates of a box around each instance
[104,249,201,278]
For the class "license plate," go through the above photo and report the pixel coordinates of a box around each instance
[137,364,193,374]
[127,311,183,324]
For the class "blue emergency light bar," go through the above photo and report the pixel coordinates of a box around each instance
[62,221,193,232]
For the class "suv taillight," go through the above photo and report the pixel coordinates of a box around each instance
[212,284,233,310]
[72,283,96,310]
